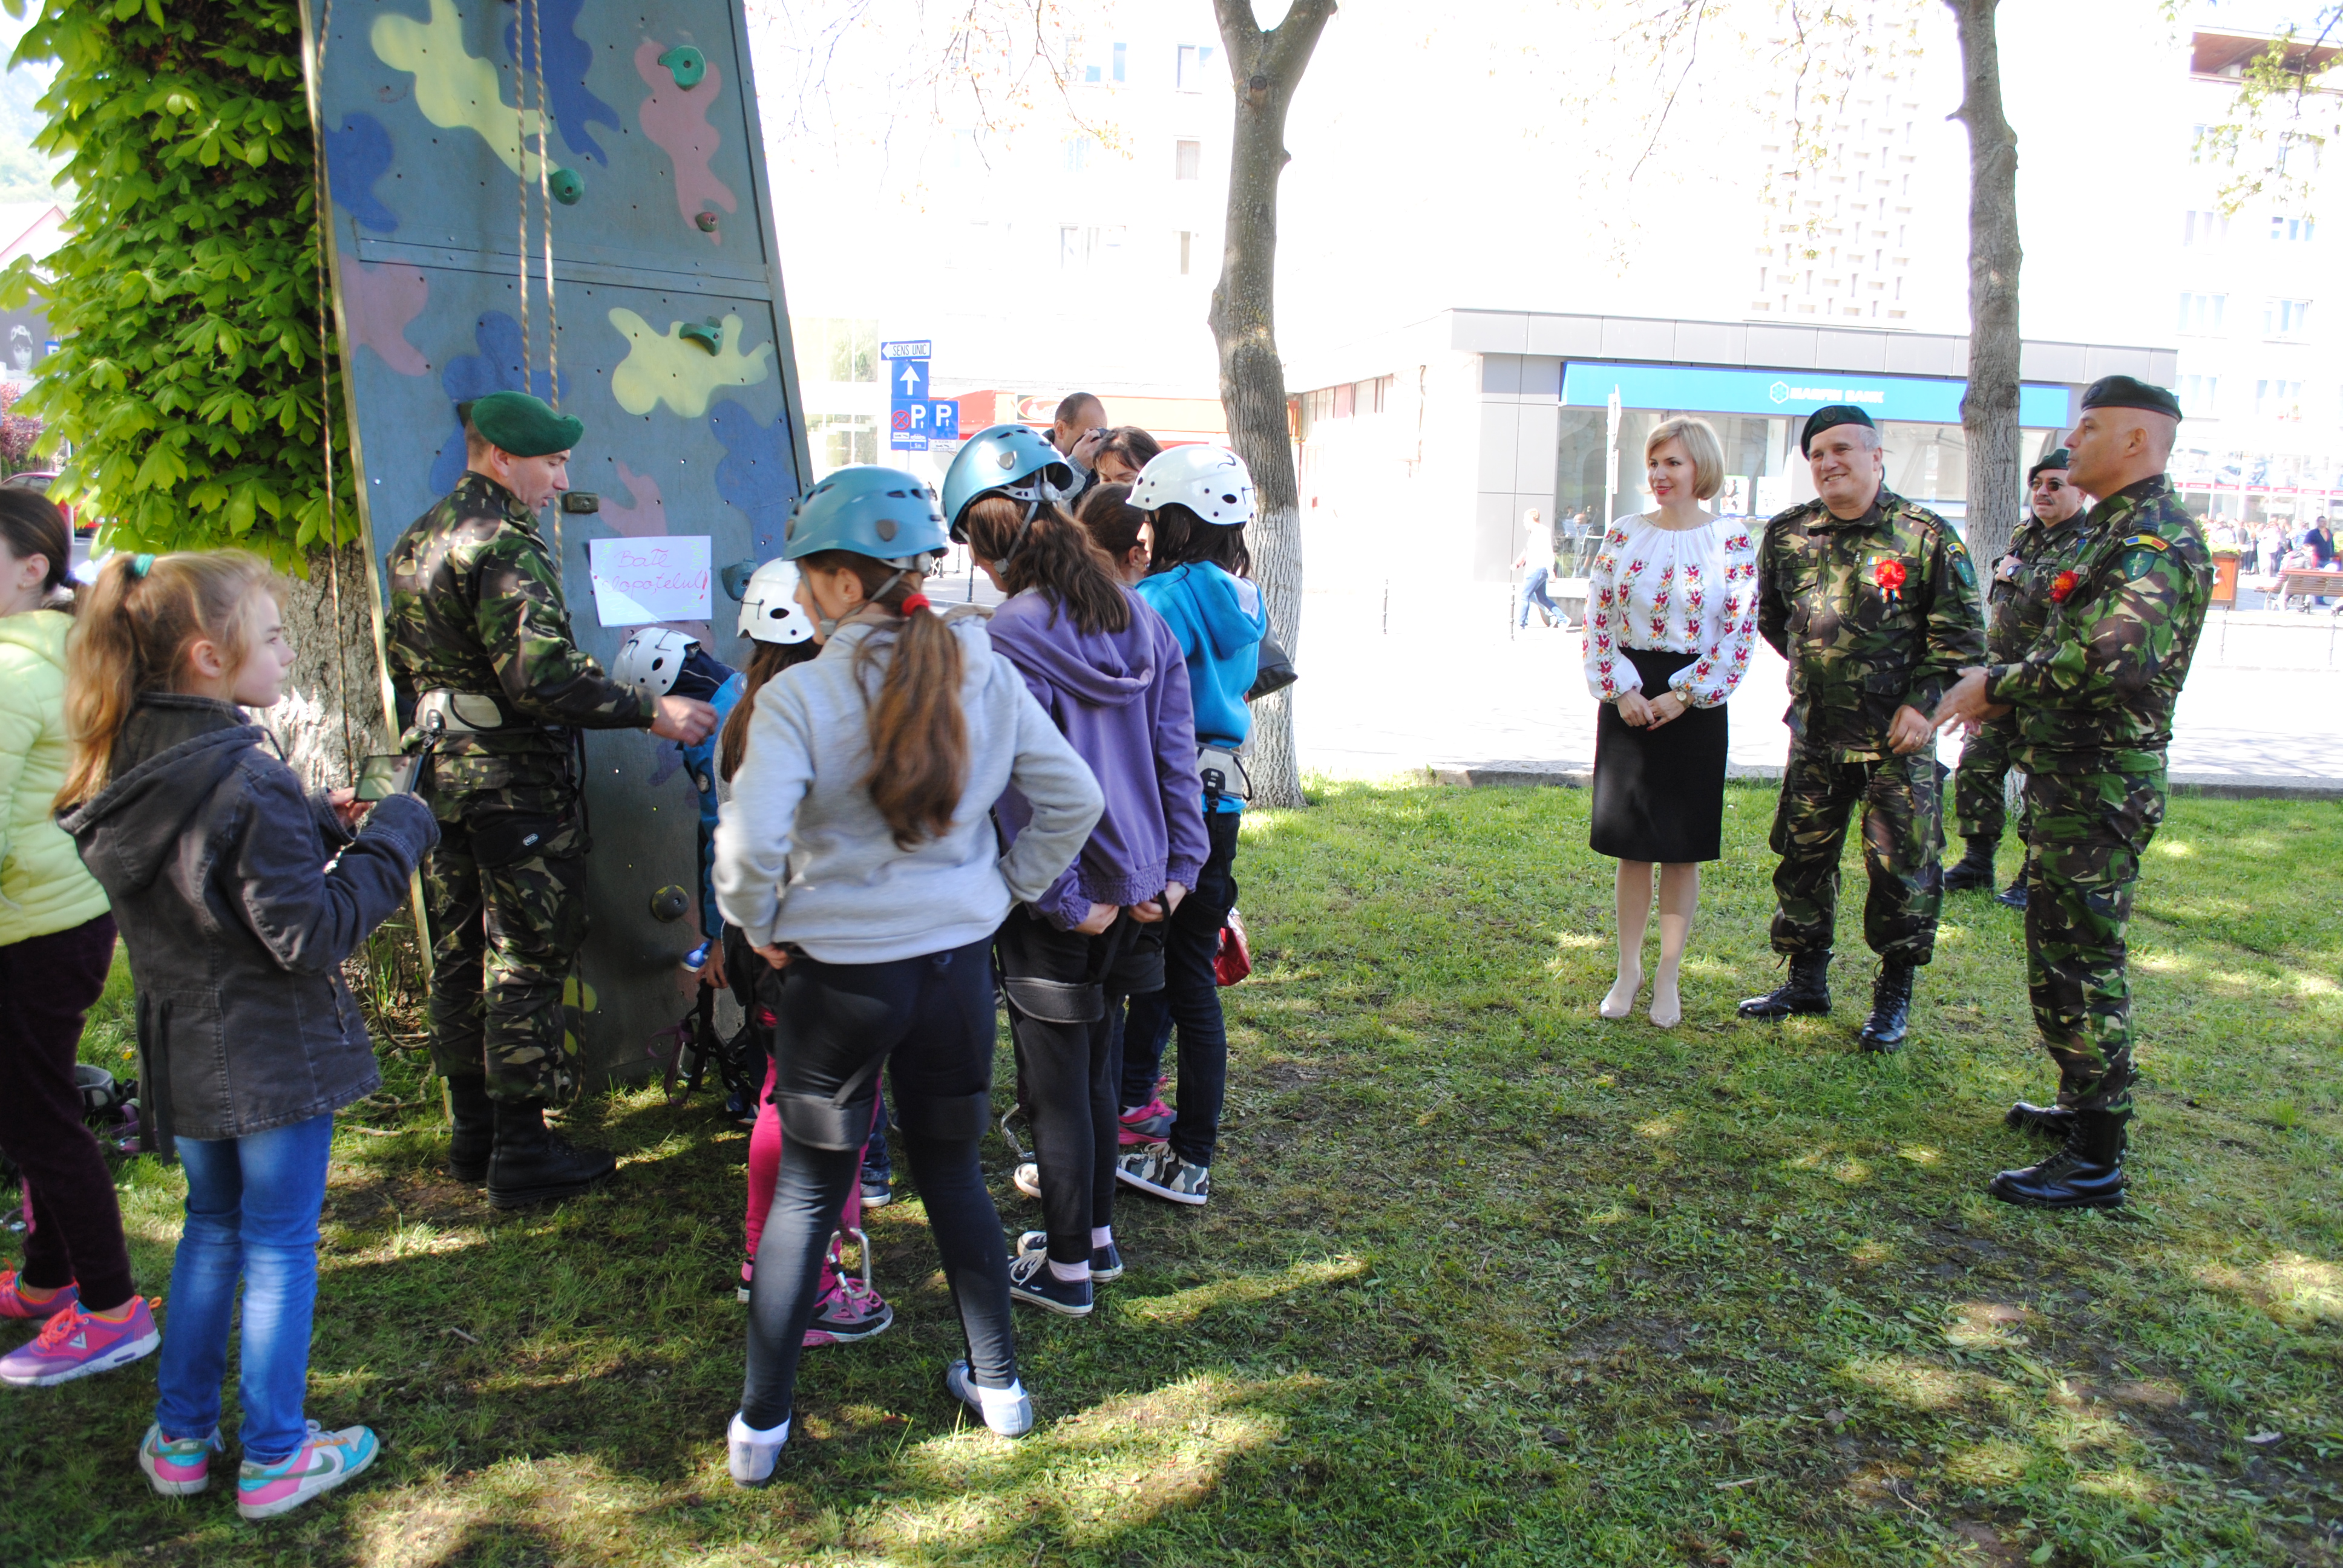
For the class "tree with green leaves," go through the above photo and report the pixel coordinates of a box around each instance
[1,0,379,781]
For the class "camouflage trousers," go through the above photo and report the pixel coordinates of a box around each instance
[2021,768,2164,1123]
[1952,716,2029,844]
[422,794,591,1103]
[1768,748,1943,964]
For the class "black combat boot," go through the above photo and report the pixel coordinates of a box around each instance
[1987,1109,2126,1209]
[1939,836,1999,892]
[1994,876,2028,911]
[445,1074,494,1183]
[2003,1099,2075,1139]
[1737,951,1832,1020]
[1856,959,1916,1053]
[487,1099,619,1210]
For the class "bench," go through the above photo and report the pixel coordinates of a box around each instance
[2274,570,2343,613]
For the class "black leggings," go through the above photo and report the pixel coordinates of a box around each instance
[741,937,1014,1429]
[998,906,1160,1266]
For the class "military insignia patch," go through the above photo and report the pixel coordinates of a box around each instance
[2119,534,2169,552]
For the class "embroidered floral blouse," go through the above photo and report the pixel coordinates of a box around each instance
[1581,513,1761,709]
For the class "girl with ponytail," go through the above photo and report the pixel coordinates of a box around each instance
[946,473,1207,1322]
[711,468,1100,1480]
[55,549,436,1517]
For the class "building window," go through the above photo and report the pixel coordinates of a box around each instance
[1176,44,1216,91]
[1176,139,1202,180]
[2270,216,2316,243]
[2265,297,2312,338]
[1113,42,1126,82]
[2255,379,2304,416]
[2183,209,2226,245]
[807,414,878,476]
[1179,230,1194,275]
[794,318,877,384]
[2180,374,2220,416]
[2177,292,2227,335]
[1062,135,1093,174]
[1059,226,1093,270]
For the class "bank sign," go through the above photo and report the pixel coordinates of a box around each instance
[1559,361,2074,430]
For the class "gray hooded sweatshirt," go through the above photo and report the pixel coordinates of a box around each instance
[712,615,1102,962]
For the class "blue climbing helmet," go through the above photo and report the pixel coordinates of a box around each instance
[781,465,949,567]
[940,423,1075,542]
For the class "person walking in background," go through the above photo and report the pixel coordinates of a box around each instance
[1583,419,1759,1027]
[713,468,1101,1479]
[1942,448,2096,911]
[1515,508,1560,629]
[1737,405,1985,1052]
[0,493,146,1390]
[58,550,437,1518]
[1933,377,2210,1210]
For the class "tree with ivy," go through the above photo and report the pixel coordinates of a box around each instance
[2,0,379,780]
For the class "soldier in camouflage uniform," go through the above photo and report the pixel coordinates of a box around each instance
[384,390,717,1207]
[1941,448,2096,910]
[1738,404,1985,1051]
[1934,376,2209,1209]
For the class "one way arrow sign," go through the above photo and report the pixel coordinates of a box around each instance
[896,361,925,396]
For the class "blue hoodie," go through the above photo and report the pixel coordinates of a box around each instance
[1134,563,1268,797]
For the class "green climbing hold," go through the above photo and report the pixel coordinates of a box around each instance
[658,45,706,90]
[694,210,720,233]
[677,319,723,355]
[548,167,583,205]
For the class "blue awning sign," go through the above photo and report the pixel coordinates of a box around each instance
[1560,360,2073,430]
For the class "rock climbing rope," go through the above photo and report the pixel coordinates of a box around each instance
[306,0,357,783]
[513,0,564,563]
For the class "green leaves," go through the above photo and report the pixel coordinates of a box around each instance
[12,0,354,563]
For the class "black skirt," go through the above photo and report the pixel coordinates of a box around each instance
[1590,646,1729,864]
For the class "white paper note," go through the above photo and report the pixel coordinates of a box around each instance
[588,535,712,626]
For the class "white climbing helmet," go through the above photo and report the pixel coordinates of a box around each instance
[1129,444,1256,528]
[737,557,816,646]
[613,627,697,701]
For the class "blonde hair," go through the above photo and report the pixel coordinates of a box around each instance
[1645,417,1726,502]
[57,550,283,808]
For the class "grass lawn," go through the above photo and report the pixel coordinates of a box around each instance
[2,778,2339,1566]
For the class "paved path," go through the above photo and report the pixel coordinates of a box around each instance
[1291,590,2343,791]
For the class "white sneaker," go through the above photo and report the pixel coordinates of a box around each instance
[945,1359,1034,1437]
[1115,1145,1210,1206]
[728,1411,789,1486]
[1012,1161,1041,1200]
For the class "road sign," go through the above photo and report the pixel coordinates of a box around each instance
[883,339,946,452]
[929,399,958,442]
[892,359,928,400]
[880,340,932,360]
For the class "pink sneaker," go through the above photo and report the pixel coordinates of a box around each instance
[0,1297,160,1387]
[139,1422,223,1496]
[0,1269,77,1321]
[1118,1097,1173,1148]
[802,1275,893,1347]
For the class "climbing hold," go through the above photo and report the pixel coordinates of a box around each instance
[719,560,758,600]
[658,45,706,90]
[559,491,600,514]
[694,209,720,232]
[548,166,584,204]
[677,318,724,355]
[649,885,690,923]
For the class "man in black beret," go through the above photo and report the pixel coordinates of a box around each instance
[1738,403,1985,1053]
[385,390,718,1208]
[1941,445,2096,908]
[1934,376,2210,1209]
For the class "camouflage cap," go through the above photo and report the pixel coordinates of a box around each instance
[468,390,584,457]
[1800,403,1876,456]
[2079,375,2182,422]
[2028,446,2073,484]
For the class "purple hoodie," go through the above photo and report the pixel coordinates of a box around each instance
[988,586,1210,930]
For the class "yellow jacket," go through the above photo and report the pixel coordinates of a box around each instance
[0,609,110,946]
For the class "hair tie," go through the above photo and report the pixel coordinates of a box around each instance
[128,554,154,580]
[899,593,931,615]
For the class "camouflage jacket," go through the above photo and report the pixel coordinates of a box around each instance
[384,473,647,793]
[1757,488,1985,761]
[1985,507,2099,665]
[1986,474,2210,777]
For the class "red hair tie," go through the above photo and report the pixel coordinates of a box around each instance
[899,593,931,615]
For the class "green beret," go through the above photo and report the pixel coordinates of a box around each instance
[1800,403,1876,456]
[2079,375,2182,422]
[2028,446,2073,484]
[468,390,583,457]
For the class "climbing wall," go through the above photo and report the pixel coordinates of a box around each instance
[300,0,812,1085]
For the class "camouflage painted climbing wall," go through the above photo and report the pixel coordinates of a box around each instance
[301,0,811,1085]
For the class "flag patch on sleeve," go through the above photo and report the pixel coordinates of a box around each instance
[2118,534,2169,552]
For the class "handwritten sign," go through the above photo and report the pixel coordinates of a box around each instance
[588,535,712,627]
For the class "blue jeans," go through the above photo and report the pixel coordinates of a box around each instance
[155,1113,335,1464]
[1518,567,1557,627]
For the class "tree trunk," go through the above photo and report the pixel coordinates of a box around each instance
[1946,0,2022,569]
[269,539,393,792]
[1209,0,1335,811]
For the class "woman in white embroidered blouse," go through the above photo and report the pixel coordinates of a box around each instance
[1581,417,1760,1025]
